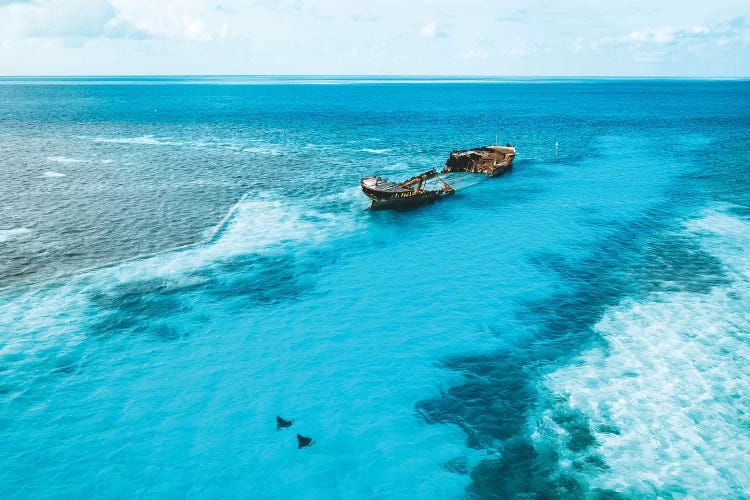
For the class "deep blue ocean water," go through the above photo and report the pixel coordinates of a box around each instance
[1,78,749,498]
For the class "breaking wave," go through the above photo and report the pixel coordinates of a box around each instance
[42,171,66,178]
[84,196,353,289]
[0,227,32,243]
[537,208,750,498]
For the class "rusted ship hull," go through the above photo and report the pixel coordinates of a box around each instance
[361,185,448,208]
[442,145,516,176]
[360,168,454,209]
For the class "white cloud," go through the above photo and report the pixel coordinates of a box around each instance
[181,15,226,41]
[624,16,749,49]
[0,0,151,41]
[627,28,675,44]
[461,48,488,60]
[420,20,437,38]
[353,11,379,23]
[505,38,546,57]
[688,26,710,35]
[418,19,450,39]
[593,15,750,65]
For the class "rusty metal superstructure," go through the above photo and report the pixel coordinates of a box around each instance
[442,145,516,176]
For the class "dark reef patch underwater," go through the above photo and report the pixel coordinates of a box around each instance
[0,78,749,498]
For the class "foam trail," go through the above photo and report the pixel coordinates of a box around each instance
[321,185,370,210]
[11,188,353,293]
[539,208,750,498]
[100,198,324,283]
[42,171,66,178]
[362,148,390,154]
[204,193,249,242]
[0,228,31,243]
[143,200,337,282]
[46,156,85,163]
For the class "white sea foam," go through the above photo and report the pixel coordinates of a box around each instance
[539,208,750,497]
[320,185,370,209]
[46,156,85,163]
[94,135,180,146]
[98,198,355,286]
[0,227,31,243]
[42,171,66,178]
[362,148,390,154]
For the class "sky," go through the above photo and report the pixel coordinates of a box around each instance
[0,0,748,76]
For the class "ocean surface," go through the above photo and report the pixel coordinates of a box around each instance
[1,77,749,498]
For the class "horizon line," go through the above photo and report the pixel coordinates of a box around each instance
[0,74,748,79]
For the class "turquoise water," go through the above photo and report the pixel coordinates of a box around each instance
[1,78,749,498]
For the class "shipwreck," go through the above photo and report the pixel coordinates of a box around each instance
[360,168,454,209]
[442,145,516,176]
[360,143,516,209]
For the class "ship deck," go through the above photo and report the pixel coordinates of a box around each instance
[360,177,411,194]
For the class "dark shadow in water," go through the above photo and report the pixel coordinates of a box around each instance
[86,251,324,340]
[197,252,317,305]
[415,206,729,499]
[90,278,193,316]
[88,277,195,339]
[418,351,534,449]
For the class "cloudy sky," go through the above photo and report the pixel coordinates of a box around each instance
[0,0,748,76]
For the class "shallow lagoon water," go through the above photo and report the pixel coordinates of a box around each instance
[1,78,749,498]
